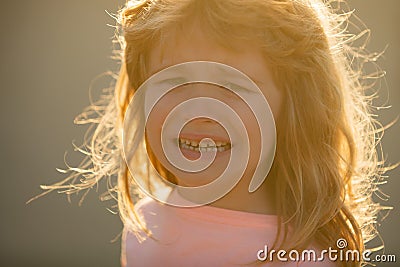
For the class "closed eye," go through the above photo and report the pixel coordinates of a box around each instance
[155,77,188,86]
[220,82,255,94]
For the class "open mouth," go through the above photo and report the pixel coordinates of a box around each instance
[178,137,231,152]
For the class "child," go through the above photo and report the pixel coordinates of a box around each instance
[31,0,390,266]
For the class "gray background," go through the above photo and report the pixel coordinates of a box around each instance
[0,1,398,266]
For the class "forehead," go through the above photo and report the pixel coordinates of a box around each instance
[147,26,271,85]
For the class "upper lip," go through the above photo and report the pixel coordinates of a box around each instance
[178,133,230,144]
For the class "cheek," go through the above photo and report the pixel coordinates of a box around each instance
[145,92,180,160]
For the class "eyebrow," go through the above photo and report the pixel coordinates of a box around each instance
[218,67,263,86]
[154,77,187,85]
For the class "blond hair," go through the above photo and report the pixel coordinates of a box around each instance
[30,0,391,266]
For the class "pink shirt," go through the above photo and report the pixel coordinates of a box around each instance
[121,191,338,267]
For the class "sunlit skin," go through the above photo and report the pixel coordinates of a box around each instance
[145,24,282,214]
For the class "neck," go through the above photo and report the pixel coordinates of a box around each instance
[208,178,277,215]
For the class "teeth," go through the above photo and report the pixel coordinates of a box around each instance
[178,138,230,152]
[191,140,198,147]
[198,147,218,152]
[198,142,205,148]
[199,141,212,148]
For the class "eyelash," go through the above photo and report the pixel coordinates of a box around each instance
[219,83,254,95]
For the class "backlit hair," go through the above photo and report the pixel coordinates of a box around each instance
[30,1,391,266]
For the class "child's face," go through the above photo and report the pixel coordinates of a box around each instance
[145,26,281,189]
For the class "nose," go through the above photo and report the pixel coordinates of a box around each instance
[192,117,215,124]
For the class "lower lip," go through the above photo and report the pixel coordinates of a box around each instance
[179,146,231,160]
